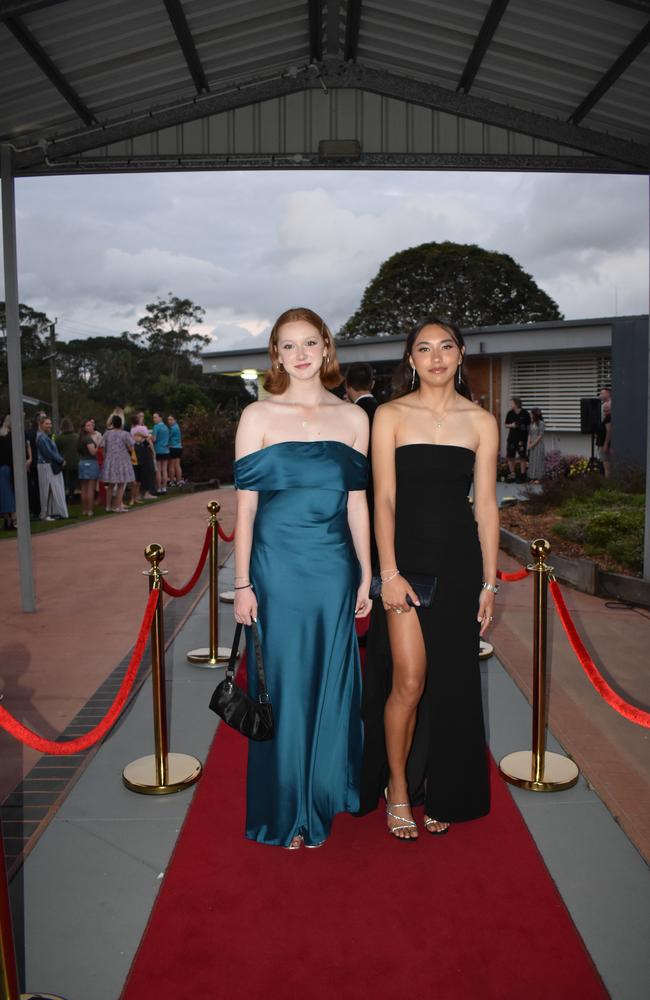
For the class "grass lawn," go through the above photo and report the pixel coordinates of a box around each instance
[0,488,188,541]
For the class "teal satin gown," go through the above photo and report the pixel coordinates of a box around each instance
[234,440,367,847]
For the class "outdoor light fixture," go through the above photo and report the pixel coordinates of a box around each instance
[318,140,361,158]
[240,369,258,380]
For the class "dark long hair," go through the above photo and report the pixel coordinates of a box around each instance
[391,316,471,400]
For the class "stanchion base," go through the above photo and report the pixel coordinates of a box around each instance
[123,753,202,795]
[186,646,232,666]
[499,750,579,792]
[220,590,235,603]
[479,640,494,660]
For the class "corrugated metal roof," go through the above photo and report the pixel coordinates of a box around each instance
[1,0,648,173]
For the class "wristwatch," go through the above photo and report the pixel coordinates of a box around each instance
[482,582,499,594]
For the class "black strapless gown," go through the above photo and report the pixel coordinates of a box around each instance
[359,444,490,822]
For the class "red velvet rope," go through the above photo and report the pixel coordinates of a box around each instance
[217,523,235,543]
[549,579,650,729]
[161,525,212,597]
[0,589,160,753]
[497,568,530,581]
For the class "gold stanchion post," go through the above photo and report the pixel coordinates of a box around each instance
[123,544,203,794]
[187,500,232,666]
[1,820,65,1000]
[479,639,493,660]
[499,538,580,792]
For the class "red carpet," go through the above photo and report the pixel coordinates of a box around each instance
[122,707,607,999]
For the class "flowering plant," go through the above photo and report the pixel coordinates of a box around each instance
[543,450,590,480]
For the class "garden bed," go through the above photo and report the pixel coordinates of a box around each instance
[497,459,649,606]
[499,503,635,577]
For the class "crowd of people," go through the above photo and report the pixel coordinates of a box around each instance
[503,385,611,484]
[0,409,185,528]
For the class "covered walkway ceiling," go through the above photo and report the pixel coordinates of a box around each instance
[1,0,650,175]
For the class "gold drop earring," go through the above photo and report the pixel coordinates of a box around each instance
[411,367,416,391]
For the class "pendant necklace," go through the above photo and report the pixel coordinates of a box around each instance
[429,408,451,429]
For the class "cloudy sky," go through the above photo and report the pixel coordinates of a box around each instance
[4,170,649,351]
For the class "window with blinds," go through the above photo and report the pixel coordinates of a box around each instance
[509,354,611,431]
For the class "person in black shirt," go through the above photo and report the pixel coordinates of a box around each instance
[505,397,531,482]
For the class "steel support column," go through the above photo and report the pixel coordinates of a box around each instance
[640,177,650,580]
[1,144,36,611]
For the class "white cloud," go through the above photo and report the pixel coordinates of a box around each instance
[1,170,646,351]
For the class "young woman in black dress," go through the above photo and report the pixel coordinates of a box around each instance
[359,317,499,839]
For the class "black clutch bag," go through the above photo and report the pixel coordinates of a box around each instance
[209,621,274,741]
[369,572,437,607]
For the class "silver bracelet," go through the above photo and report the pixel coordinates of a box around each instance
[482,581,499,594]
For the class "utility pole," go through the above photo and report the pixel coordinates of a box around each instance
[49,320,59,431]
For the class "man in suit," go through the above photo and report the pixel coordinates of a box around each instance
[345,363,379,427]
[345,365,379,585]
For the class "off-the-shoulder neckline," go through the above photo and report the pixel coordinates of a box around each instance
[235,440,364,462]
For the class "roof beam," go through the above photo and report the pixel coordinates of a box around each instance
[25,152,638,177]
[163,0,209,94]
[308,0,323,62]
[4,15,96,126]
[11,59,650,171]
[457,0,510,94]
[324,0,340,54]
[569,19,650,124]
[602,1,650,13]
[0,0,70,16]
[344,0,362,62]
[339,61,650,169]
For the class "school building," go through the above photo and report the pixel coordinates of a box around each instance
[202,314,648,465]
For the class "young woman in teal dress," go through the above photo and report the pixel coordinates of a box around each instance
[233,307,372,849]
[359,317,499,839]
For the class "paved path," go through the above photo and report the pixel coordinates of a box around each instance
[0,490,236,801]
[492,547,650,863]
[2,485,648,863]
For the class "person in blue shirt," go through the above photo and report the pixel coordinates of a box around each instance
[152,412,170,493]
[166,414,184,486]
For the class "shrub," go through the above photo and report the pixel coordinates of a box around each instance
[554,518,589,544]
[581,509,643,548]
[604,535,644,572]
[180,405,238,484]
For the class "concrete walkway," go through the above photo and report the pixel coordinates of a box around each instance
[493,548,650,863]
[2,486,649,998]
[0,489,236,803]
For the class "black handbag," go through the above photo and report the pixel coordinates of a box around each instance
[369,572,437,607]
[209,621,274,741]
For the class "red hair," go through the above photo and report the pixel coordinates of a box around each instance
[263,307,342,394]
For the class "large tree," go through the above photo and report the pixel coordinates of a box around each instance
[0,301,51,363]
[134,293,210,380]
[338,242,563,338]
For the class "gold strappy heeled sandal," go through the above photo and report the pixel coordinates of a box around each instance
[384,787,418,841]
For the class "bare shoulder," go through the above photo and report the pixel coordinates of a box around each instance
[466,403,498,443]
[344,398,368,432]
[472,403,498,431]
[238,400,273,427]
[375,398,409,424]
